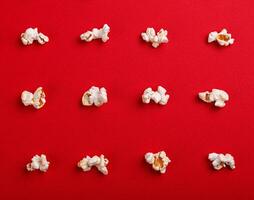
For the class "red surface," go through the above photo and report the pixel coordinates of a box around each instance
[1,0,254,199]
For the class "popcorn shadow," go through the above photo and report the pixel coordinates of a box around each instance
[77,36,108,47]
[137,97,155,109]
[205,155,235,174]
[17,36,49,48]
[75,165,107,176]
[137,97,169,110]
[140,158,164,176]
[204,155,221,174]
[194,95,222,112]
[77,36,86,45]
[204,155,213,172]
[204,36,231,50]
[16,36,36,48]
[16,37,25,48]
[15,94,39,113]
[78,99,103,112]
[139,36,168,49]
[138,96,146,107]
[139,36,155,49]
[23,166,46,176]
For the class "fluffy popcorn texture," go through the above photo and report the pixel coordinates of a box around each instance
[80,24,110,42]
[208,29,234,46]
[21,87,46,109]
[141,27,168,48]
[77,154,109,175]
[208,153,235,170]
[21,27,49,45]
[142,86,169,105]
[145,151,171,173]
[199,89,229,108]
[26,154,50,172]
[82,86,108,107]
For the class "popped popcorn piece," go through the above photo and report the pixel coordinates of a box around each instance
[141,27,168,48]
[198,89,229,108]
[21,87,46,109]
[82,86,108,107]
[142,86,169,105]
[26,154,50,172]
[77,154,109,175]
[208,153,235,170]
[208,29,234,46]
[80,24,110,42]
[145,151,171,173]
[21,27,49,45]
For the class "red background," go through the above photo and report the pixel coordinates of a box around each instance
[1,0,254,199]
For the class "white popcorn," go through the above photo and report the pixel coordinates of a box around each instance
[198,89,229,108]
[82,86,108,107]
[77,154,109,175]
[21,27,49,45]
[21,87,46,109]
[208,153,235,170]
[208,29,234,46]
[142,86,169,105]
[26,154,50,172]
[80,24,110,43]
[145,151,171,173]
[141,27,168,48]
